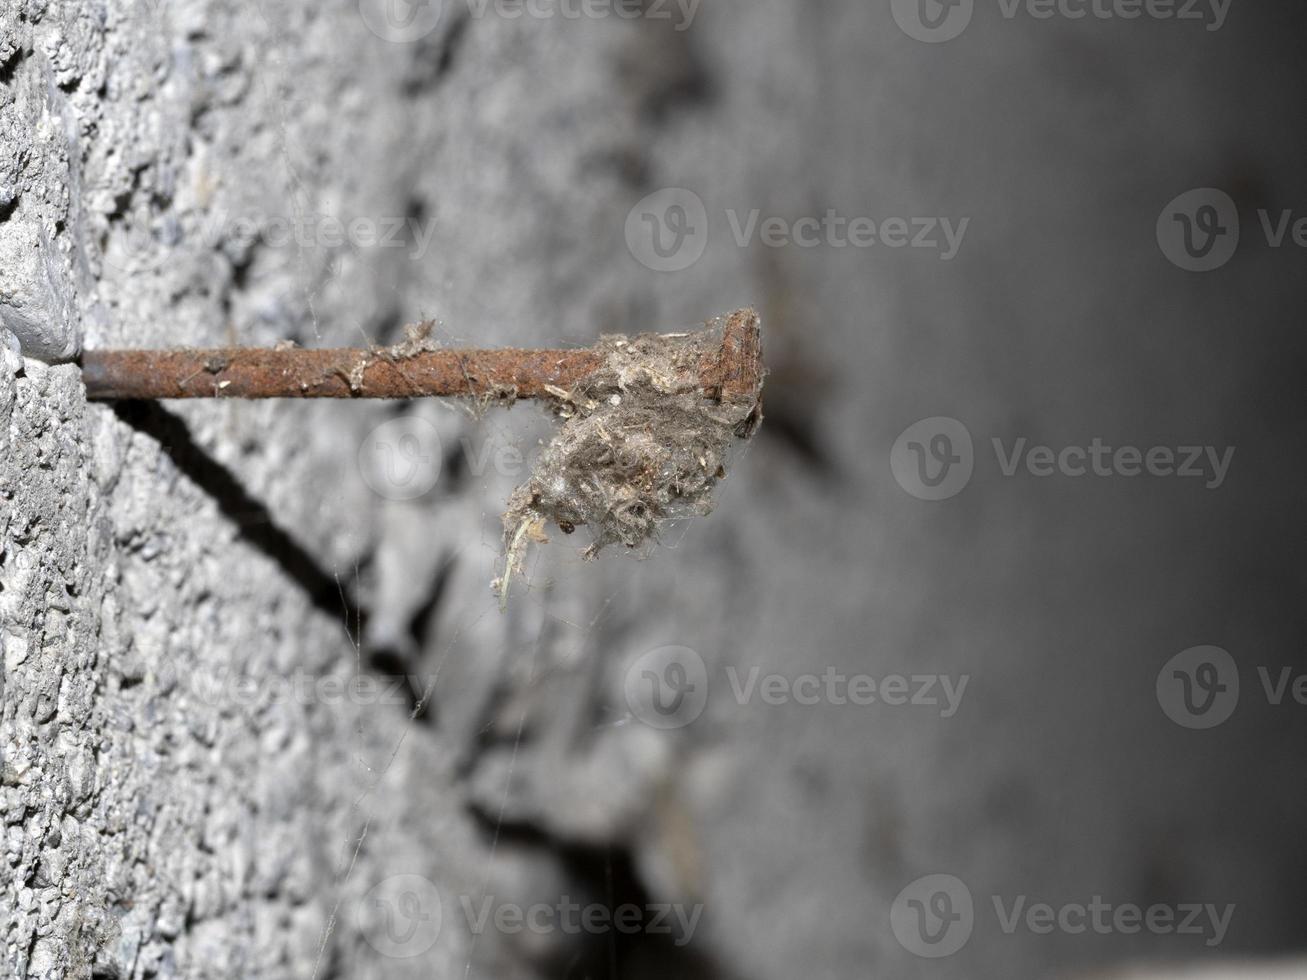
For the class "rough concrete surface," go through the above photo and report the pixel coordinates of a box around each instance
[3,1,1307,978]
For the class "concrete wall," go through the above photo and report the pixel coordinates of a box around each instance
[2,1,1305,978]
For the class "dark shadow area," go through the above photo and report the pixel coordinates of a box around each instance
[107,400,370,641]
[467,808,735,980]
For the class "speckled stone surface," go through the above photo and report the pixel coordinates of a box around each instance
[3,2,1307,978]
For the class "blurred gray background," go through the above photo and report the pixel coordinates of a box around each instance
[1,0,1305,977]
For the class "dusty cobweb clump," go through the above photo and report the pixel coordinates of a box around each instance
[494,314,763,603]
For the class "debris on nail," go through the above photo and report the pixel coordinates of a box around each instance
[494,309,765,605]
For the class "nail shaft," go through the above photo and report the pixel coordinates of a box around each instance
[81,346,606,400]
[80,309,764,404]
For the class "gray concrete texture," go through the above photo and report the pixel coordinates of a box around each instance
[2,0,1306,977]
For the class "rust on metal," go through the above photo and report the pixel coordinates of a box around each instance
[81,346,607,401]
[79,308,765,405]
[704,308,764,403]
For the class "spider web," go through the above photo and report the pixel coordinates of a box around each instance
[304,317,693,979]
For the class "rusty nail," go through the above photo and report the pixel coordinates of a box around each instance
[80,309,764,408]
